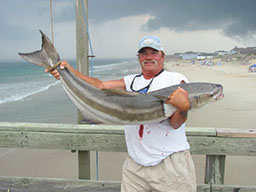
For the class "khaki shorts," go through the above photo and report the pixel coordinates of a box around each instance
[121,150,196,192]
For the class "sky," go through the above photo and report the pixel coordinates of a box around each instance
[1,0,256,61]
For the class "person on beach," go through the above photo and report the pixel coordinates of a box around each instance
[46,36,196,192]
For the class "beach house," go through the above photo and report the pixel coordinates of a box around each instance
[182,51,198,60]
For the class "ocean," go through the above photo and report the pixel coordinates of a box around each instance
[0,58,139,123]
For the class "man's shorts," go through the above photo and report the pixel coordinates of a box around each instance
[121,150,196,192]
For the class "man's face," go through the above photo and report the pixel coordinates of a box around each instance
[138,47,164,73]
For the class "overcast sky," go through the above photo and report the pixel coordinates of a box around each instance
[1,0,256,61]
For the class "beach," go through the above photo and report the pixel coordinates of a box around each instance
[0,60,255,185]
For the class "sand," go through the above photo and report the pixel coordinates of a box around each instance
[0,61,255,185]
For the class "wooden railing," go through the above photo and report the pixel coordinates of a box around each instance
[0,122,255,191]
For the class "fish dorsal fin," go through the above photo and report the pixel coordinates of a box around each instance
[102,89,140,97]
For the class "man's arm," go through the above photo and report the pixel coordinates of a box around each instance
[45,60,126,90]
[165,87,190,129]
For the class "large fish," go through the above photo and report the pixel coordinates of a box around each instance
[18,30,224,124]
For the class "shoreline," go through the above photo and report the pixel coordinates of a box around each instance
[0,83,77,124]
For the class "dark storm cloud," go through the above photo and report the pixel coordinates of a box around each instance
[90,0,256,40]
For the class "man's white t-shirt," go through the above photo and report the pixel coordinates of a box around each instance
[123,70,190,166]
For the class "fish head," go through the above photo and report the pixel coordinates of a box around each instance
[189,83,224,109]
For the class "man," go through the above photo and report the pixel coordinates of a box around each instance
[46,36,196,192]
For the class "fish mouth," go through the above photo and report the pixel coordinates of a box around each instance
[214,85,224,100]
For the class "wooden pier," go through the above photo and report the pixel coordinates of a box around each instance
[0,122,255,191]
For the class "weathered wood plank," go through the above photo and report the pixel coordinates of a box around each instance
[0,122,217,136]
[0,177,256,192]
[186,127,216,136]
[0,177,120,192]
[197,184,256,192]
[188,136,256,156]
[217,128,256,138]
[0,131,127,151]
[0,122,125,134]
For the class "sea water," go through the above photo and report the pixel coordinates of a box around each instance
[0,58,139,122]
[0,61,59,104]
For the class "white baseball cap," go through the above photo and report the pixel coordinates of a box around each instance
[138,36,164,52]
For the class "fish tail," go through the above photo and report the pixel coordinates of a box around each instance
[18,30,60,69]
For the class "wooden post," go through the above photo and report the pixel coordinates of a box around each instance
[204,155,226,185]
[50,0,54,45]
[78,150,91,179]
[76,0,90,180]
[76,0,89,79]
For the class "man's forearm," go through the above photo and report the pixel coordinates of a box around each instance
[67,65,104,88]
[169,109,188,129]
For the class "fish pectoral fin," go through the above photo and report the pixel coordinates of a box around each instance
[102,89,140,97]
[153,95,176,117]
[152,95,169,102]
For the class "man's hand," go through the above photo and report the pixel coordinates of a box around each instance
[165,87,190,112]
[45,60,70,80]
